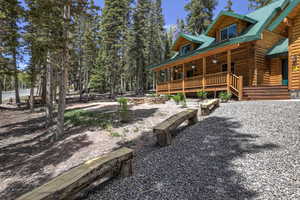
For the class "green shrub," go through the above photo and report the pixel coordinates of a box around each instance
[166,94,173,100]
[117,97,128,111]
[219,92,232,102]
[117,97,129,123]
[172,93,187,107]
[171,94,182,105]
[197,90,208,100]
[179,93,187,108]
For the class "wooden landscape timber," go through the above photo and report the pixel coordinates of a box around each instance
[16,147,134,200]
[200,99,220,116]
[153,109,198,147]
[128,97,169,105]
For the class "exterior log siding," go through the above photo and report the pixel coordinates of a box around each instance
[288,13,300,90]
[254,31,285,86]
[269,58,283,85]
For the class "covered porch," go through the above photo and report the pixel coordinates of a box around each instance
[154,44,244,100]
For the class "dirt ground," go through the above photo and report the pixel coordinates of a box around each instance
[0,100,185,200]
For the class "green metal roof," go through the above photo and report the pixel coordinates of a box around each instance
[267,38,288,56]
[171,32,214,50]
[146,0,290,70]
[174,32,209,44]
[268,0,300,31]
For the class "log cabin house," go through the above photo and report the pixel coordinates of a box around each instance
[146,0,300,100]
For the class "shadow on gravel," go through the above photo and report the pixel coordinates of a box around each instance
[0,134,92,200]
[83,116,279,200]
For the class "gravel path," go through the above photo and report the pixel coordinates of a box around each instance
[83,100,300,200]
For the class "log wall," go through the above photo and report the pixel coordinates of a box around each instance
[288,13,300,90]
[269,58,283,85]
[254,31,285,86]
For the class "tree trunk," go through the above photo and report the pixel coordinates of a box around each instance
[0,79,3,105]
[41,69,47,103]
[30,66,36,112]
[57,68,66,138]
[53,69,57,103]
[13,51,20,104]
[30,84,34,112]
[56,2,70,138]
[79,61,83,101]
[46,56,54,126]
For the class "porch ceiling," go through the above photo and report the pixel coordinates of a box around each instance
[152,44,240,71]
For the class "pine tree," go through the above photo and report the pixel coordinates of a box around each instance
[1,0,23,104]
[176,19,186,33]
[98,0,131,96]
[185,0,217,34]
[248,0,272,10]
[225,0,234,12]
[128,0,151,94]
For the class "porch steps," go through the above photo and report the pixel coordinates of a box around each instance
[243,86,290,100]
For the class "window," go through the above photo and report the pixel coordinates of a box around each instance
[221,63,236,73]
[220,24,237,41]
[187,70,194,78]
[180,44,192,55]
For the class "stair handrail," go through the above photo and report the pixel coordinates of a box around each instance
[229,73,243,100]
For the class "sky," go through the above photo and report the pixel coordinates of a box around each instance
[94,0,251,26]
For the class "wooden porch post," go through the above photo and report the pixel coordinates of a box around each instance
[155,71,158,95]
[239,76,244,101]
[182,64,185,93]
[203,57,206,90]
[168,68,171,95]
[227,50,232,93]
[153,71,156,91]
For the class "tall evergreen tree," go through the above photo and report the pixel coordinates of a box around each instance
[1,0,23,104]
[97,0,131,95]
[185,0,217,34]
[225,0,234,12]
[176,18,186,33]
[248,0,272,10]
[128,0,151,94]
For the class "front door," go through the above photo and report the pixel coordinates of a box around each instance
[282,59,288,86]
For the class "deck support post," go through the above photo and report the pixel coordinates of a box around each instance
[203,57,206,90]
[153,71,156,91]
[238,76,243,101]
[155,71,158,95]
[183,64,185,94]
[168,68,171,95]
[227,50,232,93]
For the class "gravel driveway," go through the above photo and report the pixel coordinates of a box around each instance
[83,100,300,200]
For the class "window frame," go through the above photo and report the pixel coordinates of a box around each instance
[220,24,237,41]
[180,44,192,55]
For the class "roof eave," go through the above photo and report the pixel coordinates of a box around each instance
[146,35,261,71]
[268,0,300,31]
[171,32,204,51]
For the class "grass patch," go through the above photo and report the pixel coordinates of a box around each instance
[64,109,114,127]
[111,132,121,137]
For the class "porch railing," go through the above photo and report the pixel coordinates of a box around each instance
[170,79,183,90]
[185,75,203,89]
[156,82,168,92]
[156,72,244,100]
[205,72,227,86]
[229,73,243,100]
